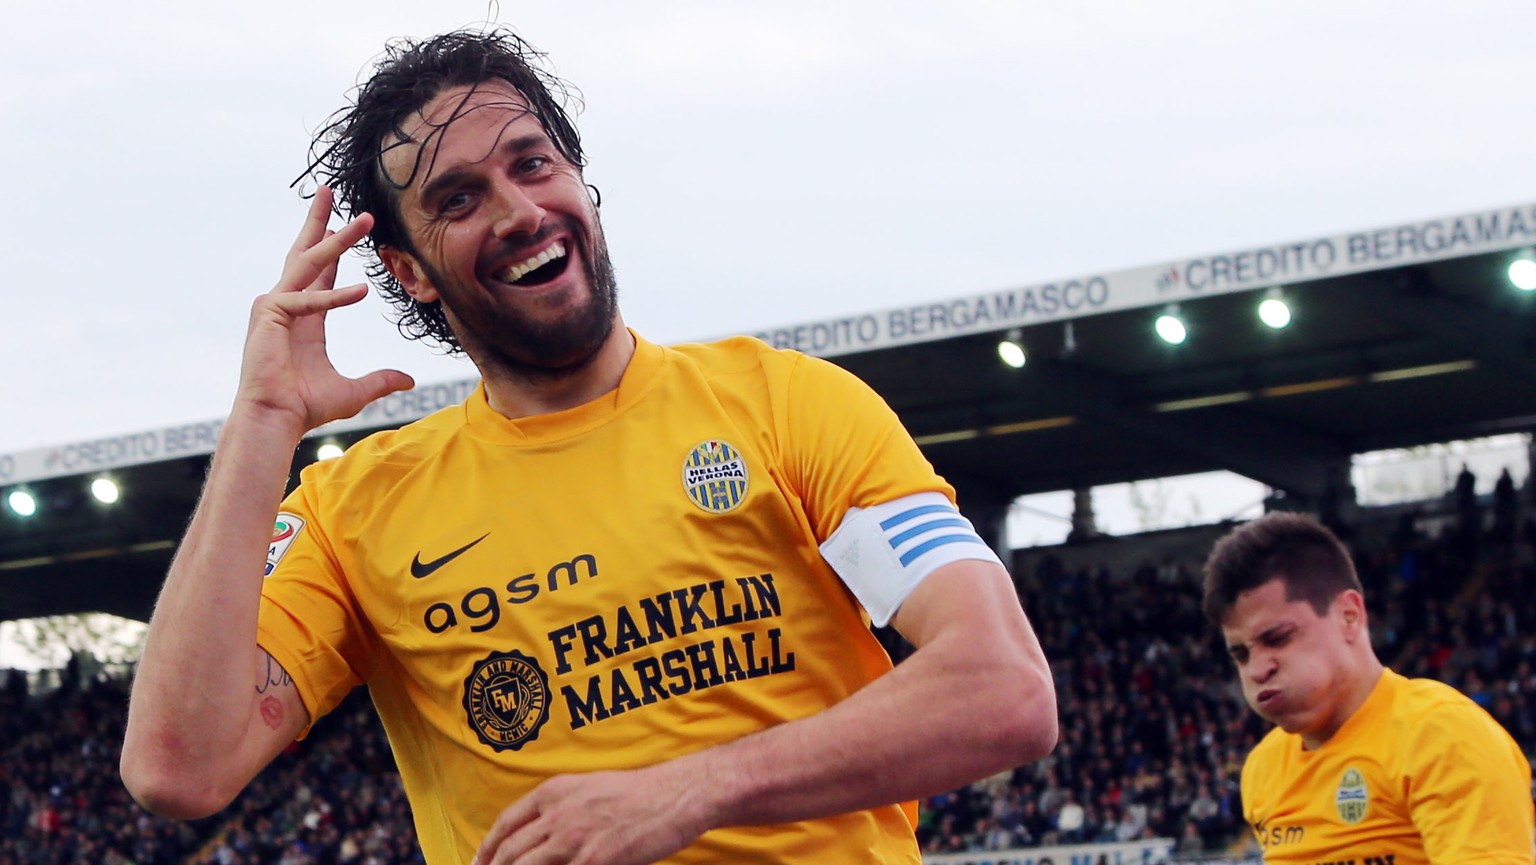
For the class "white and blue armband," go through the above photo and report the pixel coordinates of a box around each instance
[818,491,1003,627]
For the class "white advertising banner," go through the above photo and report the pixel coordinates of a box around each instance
[0,380,482,487]
[748,203,1536,357]
[1,420,228,487]
[922,837,1175,865]
[4,203,1533,486]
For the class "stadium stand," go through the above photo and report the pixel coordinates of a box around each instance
[2,485,1532,864]
[3,203,1534,862]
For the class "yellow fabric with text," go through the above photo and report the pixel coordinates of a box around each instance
[258,334,948,865]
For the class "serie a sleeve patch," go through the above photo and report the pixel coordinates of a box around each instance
[265,513,306,577]
[818,491,1002,627]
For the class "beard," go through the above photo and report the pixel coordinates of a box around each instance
[423,215,620,383]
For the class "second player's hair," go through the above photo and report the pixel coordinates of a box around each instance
[301,28,586,353]
[1201,512,1362,626]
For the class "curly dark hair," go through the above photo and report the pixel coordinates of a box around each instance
[1201,511,1363,627]
[300,28,586,353]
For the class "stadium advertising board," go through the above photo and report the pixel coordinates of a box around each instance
[5,421,226,486]
[0,380,485,486]
[921,837,1175,865]
[752,203,1536,358]
[3,203,1532,486]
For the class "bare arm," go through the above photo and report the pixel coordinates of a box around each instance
[474,558,1057,865]
[121,189,413,818]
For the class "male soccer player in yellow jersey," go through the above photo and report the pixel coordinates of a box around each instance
[1203,512,1534,865]
[120,28,1058,865]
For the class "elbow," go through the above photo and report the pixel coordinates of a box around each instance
[120,741,239,820]
[994,660,1059,765]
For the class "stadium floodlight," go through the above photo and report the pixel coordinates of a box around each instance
[316,441,346,461]
[6,489,37,518]
[996,329,1027,369]
[90,477,120,505]
[1510,255,1536,292]
[1154,306,1188,345]
[1258,289,1292,329]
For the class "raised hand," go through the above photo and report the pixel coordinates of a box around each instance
[235,186,414,440]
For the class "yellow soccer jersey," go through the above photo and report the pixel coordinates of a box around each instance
[258,333,952,865]
[1241,668,1535,865]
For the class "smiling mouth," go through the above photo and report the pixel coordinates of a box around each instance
[496,241,570,287]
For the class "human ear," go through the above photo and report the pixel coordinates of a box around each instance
[1337,590,1367,640]
[380,247,440,303]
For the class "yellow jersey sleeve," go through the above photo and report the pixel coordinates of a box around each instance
[1404,688,1535,864]
[256,467,380,735]
[778,353,953,542]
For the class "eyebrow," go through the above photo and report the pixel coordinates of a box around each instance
[416,132,551,205]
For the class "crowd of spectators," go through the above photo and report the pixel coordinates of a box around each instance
[910,481,1536,857]
[2,482,1533,864]
[0,669,419,865]
[0,666,204,865]
[906,545,1263,857]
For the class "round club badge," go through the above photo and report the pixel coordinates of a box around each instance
[682,440,749,514]
[463,649,551,752]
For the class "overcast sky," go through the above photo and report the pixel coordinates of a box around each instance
[5,0,1535,457]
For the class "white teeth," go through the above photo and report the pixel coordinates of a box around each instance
[499,242,567,283]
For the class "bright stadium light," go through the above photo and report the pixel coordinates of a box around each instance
[316,441,346,461]
[1258,289,1292,329]
[997,329,1027,369]
[1510,255,1536,291]
[6,489,37,518]
[91,477,120,505]
[1155,306,1188,345]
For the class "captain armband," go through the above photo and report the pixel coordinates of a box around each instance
[819,491,1002,627]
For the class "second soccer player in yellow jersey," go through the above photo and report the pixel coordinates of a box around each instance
[1204,512,1533,865]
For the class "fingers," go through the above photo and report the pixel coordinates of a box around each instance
[474,799,540,865]
[310,232,343,294]
[483,825,556,865]
[290,185,336,253]
[353,369,415,405]
[254,283,370,321]
[277,188,376,295]
[277,215,375,294]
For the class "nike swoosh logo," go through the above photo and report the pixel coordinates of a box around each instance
[410,533,489,579]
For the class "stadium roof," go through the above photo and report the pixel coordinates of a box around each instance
[4,202,1535,622]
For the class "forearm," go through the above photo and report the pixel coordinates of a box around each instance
[473,565,1056,865]
[122,408,304,801]
[686,625,1055,829]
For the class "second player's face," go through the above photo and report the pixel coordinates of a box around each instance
[380,80,618,376]
[1220,578,1356,746]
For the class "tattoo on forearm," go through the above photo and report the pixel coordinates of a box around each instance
[255,653,292,694]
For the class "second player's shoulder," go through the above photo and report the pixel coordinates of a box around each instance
[1378,670,1517,760]
[1238,726,1294,813]
[1387,671,1487,724]
[1244,725,1295,772]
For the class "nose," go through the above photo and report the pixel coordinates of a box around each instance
[488,176,545,239]
[1246,652,1277,685]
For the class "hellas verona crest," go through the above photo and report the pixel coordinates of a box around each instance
[1335,767,1369,824]
[682,440,749,514]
